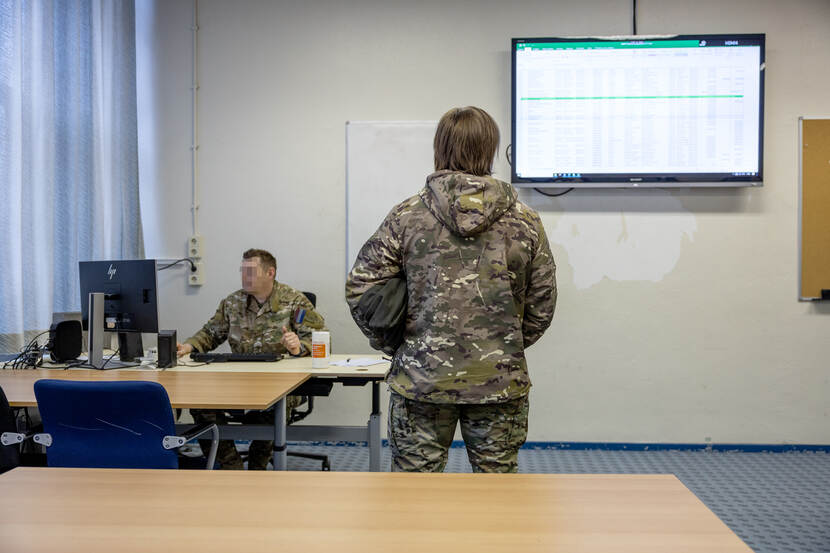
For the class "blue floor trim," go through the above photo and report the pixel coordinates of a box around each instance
[521,441,830,453]
[287,439,830,453]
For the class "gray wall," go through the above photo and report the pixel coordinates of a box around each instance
[136,0,830,444]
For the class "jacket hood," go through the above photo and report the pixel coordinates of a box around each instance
[420,170,517,237]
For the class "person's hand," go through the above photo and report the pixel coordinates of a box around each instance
[176,342,193,358]
[281,326,301,356]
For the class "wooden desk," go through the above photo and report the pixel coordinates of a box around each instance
[175,353,389,379]
[0,369,310,470]
[0,369,309,410]
[173,354,389,470]
[0,468,752,553]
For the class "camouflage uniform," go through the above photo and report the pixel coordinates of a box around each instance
[388,392,529,472]
[346,170,556,472]
[186,281,326,469]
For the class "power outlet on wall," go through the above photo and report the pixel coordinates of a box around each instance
[189,261,205,286]
[189,235,203,258]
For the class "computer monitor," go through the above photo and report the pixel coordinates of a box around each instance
[511,34,765,187]
[79,259,159,368]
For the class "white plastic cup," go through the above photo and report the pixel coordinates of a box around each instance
[311,331,330,368]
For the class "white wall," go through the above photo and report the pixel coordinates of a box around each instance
[136,0,830,445]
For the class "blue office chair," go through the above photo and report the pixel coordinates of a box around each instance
[33,379,218,469]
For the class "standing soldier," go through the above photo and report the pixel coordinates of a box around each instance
[178,248,326,469]
[346,106,556,472]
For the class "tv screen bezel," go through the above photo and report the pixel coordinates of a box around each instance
[510,34,766,188]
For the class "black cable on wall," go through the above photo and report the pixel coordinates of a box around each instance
[633,0,637,34]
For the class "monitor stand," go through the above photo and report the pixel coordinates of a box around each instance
[87,292,140,370]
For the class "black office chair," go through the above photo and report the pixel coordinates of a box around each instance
[0,385,21,473]
[301,291,316,308]
[0,386,45,471]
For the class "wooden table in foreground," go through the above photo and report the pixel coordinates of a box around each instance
[0,468,751,553]
[0,369,310,469]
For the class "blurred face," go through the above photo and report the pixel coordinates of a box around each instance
[240,257,274,295]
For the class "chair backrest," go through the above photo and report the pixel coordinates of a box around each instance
[34,379,178,469]
[302,291,317,308]
[0,385,20,473]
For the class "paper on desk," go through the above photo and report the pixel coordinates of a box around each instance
[330,358,387,367]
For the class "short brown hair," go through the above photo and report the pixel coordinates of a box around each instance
[433,106,499,176]
[242,248,276,273]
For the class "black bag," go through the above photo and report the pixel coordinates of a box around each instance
[352,276,408,355]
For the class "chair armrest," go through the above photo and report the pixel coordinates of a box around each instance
[32,433,52,447]
[162,423,219,470]
[1,432,35,447]
[180,423,219,443]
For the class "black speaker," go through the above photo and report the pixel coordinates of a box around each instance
[117,332,144,362]
[157,330,177,369]
[48,321,82,363]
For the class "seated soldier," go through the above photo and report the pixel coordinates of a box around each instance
[177,248,326,469]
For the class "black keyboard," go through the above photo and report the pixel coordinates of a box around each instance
[190,352,282,363]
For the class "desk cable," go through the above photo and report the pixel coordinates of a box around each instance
[2,331,49,370]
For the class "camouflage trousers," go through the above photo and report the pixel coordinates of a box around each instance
[191,394,302,470]
[388,392,529,473]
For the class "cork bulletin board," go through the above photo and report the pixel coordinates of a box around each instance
[799,118,830,300]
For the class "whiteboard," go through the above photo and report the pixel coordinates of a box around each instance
[345,121,436,273]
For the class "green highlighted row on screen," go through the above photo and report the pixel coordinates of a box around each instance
[521,95,744,100]
[517,40,704,50]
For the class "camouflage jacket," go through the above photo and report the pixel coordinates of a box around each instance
[185,281,326,356]
[346,170,556,404]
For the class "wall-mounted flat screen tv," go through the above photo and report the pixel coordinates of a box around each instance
[511,34,765,187]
